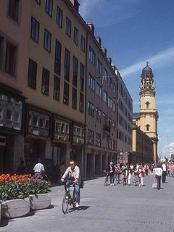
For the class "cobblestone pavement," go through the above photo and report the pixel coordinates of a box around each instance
[1,175,174,232]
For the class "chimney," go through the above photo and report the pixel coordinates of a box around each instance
[102,48,107,57]
[108,57,112,65]
[112,65,116,72]
[96,36,102,47]
[87,22,95,35]
[70,0,80,13]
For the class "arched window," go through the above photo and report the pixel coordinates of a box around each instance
[146,102,149,109]
[146,124,150,131]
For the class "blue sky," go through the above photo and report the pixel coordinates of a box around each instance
[79,0,174,157]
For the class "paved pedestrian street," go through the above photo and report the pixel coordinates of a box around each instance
[1,175,174,232]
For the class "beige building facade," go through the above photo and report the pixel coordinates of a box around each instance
[133,63,158,162]
[0,0,133,178]
[132,119,153,162]
[0,0,86,176]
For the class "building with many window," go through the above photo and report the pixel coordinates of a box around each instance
[86,24,132,178]
[0,0,86,175]
[0,0,133,179]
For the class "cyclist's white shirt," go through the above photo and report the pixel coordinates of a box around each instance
[62,165,80,180]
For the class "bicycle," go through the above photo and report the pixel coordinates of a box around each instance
[62,182,77,214]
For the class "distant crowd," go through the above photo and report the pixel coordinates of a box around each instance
[105,161,174,190]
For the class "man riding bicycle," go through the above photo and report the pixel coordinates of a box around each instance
[61,160,80,208]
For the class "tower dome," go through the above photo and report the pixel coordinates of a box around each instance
[140,62,155,95]
[141,62,153,78]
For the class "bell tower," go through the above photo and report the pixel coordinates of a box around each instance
[137,62,158,161]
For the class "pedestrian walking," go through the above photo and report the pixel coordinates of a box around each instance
[154,164,163,190]
[107,162,115,185]
[162,162,167,183]
[127,167,133,185]
[138,165,145,187]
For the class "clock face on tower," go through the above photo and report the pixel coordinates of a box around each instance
[145,96,150,102]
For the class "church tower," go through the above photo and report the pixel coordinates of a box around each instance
[136,62,158,161]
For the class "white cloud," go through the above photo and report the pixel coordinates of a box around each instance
[79,0,141,27]
[120,47,174,77]
[79,0,102,18]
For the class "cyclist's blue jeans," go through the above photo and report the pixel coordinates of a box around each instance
[65,180,80,204]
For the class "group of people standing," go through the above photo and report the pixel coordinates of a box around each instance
[106,161,168,189]
[106,162,148,187]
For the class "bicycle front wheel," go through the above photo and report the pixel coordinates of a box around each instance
[62,195,69,214]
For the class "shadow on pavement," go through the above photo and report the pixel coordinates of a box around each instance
[68,205,90,214]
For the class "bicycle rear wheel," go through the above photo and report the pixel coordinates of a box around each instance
[62,194,69,214]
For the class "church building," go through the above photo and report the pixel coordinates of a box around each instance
[132,62,158,162]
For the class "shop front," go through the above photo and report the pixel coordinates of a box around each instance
[0,85,24,173]
[24,105,51,173]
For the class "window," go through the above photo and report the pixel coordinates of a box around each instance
[96,82,102,97]
[80,63,85,92]
[72,88,77,110]
[87,129,94,145]
[64,48,70,82]
[6,109,12,121]
[44,29,52,52]
[41,67,50,95]
[89,46,96,65]
[96,108,102,123]
[103,68,108,82]
[73,27,79,45]
[96,133,101,147]
[79,93,84,113]
[5,41,17,76]
[54,40,62,75]
[80,35,86,53]
[108,97,113,108]
[0,108,3,120]
[35,0,41,5]
[53,75,60,101]
[45,0,53,17]
[109,77,112,89]
[29,111,50,137]
[103,91,107,103]
[28,58,37,89]
[63,82,69,105]
[56,6,63,28]
[113,83,117,95]
[96,58,102,74]
[65,17,72,37]
[30,17,40,43]
[146,124,150,131]
[73,56,78,87]
[88,74,95,91]
[8,0,19,22]
[146,101,149,109]
[88,102,95,118]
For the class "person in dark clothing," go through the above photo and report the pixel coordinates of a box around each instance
[107,162,115,185]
